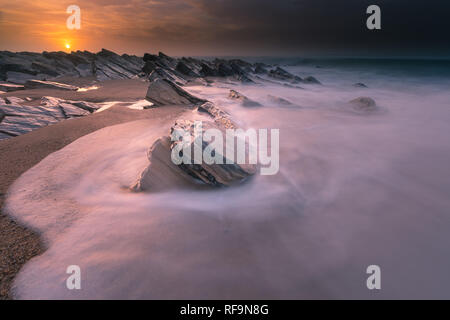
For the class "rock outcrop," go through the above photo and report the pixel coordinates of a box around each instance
[267,95,293,106]
[228,90,261,107]
[348,97,378,112]
[0,83,25,92]
[0,96,101,139]
[0,49,144,83]
[145,79,207,107]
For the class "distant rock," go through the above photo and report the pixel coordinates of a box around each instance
[254,63,268,74]
[228,89,261,107]
[145,79,207,107]
[348,97,377,112]
[302,76,321,84]
[175,61,199,77]
[24,80,79,91]
[0,49,144,83]
[0,83,25,92]
[353,82,368,88]
[5,96,26,104]
[268,67,302,82]
[267,95,293,106]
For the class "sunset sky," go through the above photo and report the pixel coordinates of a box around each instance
[0,0,449,57]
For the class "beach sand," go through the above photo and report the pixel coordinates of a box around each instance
[0,79,186,299]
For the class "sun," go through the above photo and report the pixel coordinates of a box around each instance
[65,43,71,49]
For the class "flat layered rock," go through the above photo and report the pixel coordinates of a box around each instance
[0,83,25,92]
[24,80,79,91]
[0,114,58,136]
[145,79,207,107]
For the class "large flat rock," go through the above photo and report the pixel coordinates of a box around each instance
[145,79,206,107]
[24,80,79,91]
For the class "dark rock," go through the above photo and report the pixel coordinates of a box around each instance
[0,109,4,123]
[199,63,219,77]
[145,79,207,107]
[268,67,302,82]
[302,76,321,84]
[143,53,159,62]
[348,97,377,112]
[228,90,261,107]
[175,61,199,77]
[254,63,268,74]
[267,95,293,106]
[353,82,368,88]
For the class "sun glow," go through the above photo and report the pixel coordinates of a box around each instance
[65,43,71,49]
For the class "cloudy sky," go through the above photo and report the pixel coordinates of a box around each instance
[0,0,448,56]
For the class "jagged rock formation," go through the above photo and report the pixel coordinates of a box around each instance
[1,49,321,90]
[133,80,257,191]
[228,89,261,107]
[0,49,144,83]
[0,96,101,139]
[0,83,24,92]
[268,67,302,83]
[145,79,207,106]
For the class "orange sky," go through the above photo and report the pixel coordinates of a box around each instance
[1,1,448,57]
[0,0,224,56]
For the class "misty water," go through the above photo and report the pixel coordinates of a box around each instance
[6,59,450,299]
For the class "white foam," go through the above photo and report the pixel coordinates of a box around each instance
[6,66,450,299]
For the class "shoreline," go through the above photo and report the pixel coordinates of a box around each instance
[0,103,186,299]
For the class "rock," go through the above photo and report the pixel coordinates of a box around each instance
[5,97,26,104]
[0,83,25,92]
[228,90,261,107]
[41,97,94,117]
[348,97,377,112]
[268,67,302,82]
[267,95,293,106]
[169,119,257,186]
[199,63,219,77]
[0,49,144,83]
[196,102,236,129]
[302,76,321,84]
[175,61,199,77]
[0,114,58,136]
[353,82,368,88]
[0,131,14,140]
[130,136,202,192]
[0,109,4,123]
[145,79,207,107]
[24,80,79,91]
[254,63,268,74]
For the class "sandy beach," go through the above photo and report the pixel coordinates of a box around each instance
[0,79,187,299]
